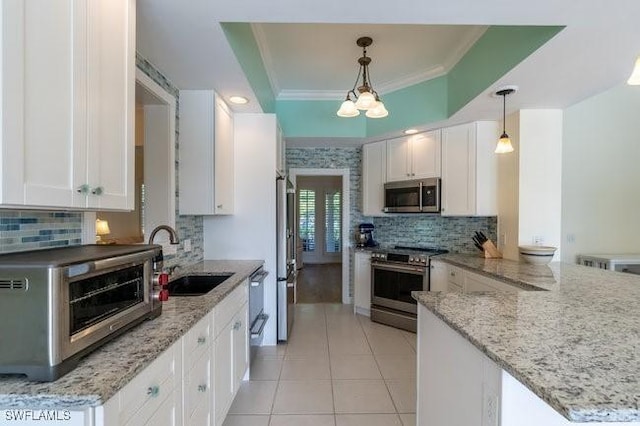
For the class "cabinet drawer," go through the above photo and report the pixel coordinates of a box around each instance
[184,313,212,367]
[120,344,178,425]
[466,271,519,293]
[184,350,210,421]
[447,266,464,285]
[214,280,248,337]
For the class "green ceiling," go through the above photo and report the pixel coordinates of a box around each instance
[221,24,563,138]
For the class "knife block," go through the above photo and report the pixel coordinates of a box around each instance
[482,240,503,259]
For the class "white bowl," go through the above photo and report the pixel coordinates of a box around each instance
[518,245,557,265]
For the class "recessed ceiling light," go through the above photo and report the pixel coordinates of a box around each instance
[229,96,249,105]
[404,129,419,135]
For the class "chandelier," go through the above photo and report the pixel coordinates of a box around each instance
[336,37,388,119]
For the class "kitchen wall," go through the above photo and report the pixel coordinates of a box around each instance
[0,55,204,266]
[562,83,640,262]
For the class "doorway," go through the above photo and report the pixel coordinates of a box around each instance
[92,69,176,245]
[289,168,350,305]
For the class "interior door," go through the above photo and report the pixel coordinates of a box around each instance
[297,176,342,264]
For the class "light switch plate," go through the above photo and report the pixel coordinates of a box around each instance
[183,239,192,252]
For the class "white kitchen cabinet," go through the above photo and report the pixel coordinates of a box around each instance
[214,319,233,425]
[179,90,235,215]
[465,270,519,293]
[232,303,249,392]
[354,250,372,316]
[429,260,448,292]
[386,130,441,182]
[0,0,135,210]
[441,121,499,216]
[362,141,387,216]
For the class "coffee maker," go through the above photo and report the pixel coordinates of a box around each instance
[355,223,377,248]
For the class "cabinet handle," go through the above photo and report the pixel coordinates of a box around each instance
[147,385,160,398]
[450,271,455,276]
[197,384,207,393]
[197,336,206,345]
[233,321,242,331]
[76,184,90,194]
[217,204,223,209]
[91,186,104,196]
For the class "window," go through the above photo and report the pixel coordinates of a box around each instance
[299,189,316,252]
[325,190,341,253]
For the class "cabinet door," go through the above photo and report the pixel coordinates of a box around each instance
[411,130,441,179]
[214,96,234,215]
[441,123,475,216]
[85,0,134,210]
[214,321,234,425]
[143,388,180,426]
[386,137,411,182]
[184,350,210,424]
[362,141,387,216]
[429,260,448,292]
[2,0,85,208]
[232,302,249,392]
[354,251,372,315]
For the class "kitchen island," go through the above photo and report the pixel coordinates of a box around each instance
[0,259,262,424]
[414,254,640,425]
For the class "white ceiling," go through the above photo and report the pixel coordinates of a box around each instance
[252,23,486,99]
[137,0,640,145]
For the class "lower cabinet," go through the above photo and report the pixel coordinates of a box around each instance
[354,251,372,316]
[430,260,520,294]
[94,279,250,426]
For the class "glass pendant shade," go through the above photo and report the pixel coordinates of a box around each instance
[354,91,376,110]
[628,56,640,85]
[495,132,514,154]
[365,101,389,118]
[337,100,360,117]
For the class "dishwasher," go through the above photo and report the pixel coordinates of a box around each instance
[248,267,269,359]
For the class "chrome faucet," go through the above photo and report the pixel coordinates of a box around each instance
[148,225,180,245]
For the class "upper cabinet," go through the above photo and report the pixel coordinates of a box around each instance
[441,122,499,216]
[179,91,235,215]
[0,0,135,210]
[386,130,441,182]
[361,140,386,216]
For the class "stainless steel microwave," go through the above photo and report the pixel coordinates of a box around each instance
[383,178,441,213]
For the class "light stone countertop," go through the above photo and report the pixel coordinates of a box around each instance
[414,253,640,422]
[0,259,263,410]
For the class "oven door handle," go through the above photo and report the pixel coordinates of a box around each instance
[371,262,426,274]
[419,181,423,212]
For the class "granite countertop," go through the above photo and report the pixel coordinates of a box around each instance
[414,254,640,422]
[0,259,263,410]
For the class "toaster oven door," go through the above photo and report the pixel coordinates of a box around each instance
[60,257,154,360]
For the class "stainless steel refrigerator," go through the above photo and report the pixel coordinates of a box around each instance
[276,175,296,341]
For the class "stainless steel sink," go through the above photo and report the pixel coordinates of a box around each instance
[167,274,233,296]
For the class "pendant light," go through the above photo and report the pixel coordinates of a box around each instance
[627,56,640,85]
[337,37,388,119]
[494,87,516,154]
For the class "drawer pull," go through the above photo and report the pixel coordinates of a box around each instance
[197,336,206,345]
[233,321,242,331]
[198,384,207,393]
[147,385,160,398]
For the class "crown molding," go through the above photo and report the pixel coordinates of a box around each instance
[375,65,447,94]
[277,90,346,101]
[251,23,281,95]
[441,26,488,71]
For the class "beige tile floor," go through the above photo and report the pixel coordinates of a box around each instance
[223,304,417,426]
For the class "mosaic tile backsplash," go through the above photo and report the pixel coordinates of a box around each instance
[0,55,204,267]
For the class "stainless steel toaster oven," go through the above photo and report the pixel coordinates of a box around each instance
[0,244,168,381]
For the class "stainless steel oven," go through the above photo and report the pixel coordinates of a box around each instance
[0,244,168,381]
[370,246,447,332]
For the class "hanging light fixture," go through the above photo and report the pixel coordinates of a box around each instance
[337,37,388,119]
[627,56,640,85]
[494,87,516,154]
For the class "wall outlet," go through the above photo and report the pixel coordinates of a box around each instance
[533,235,544,246]
[500,233,507,246]
[183,239,192,252]
[484,393,499,426]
